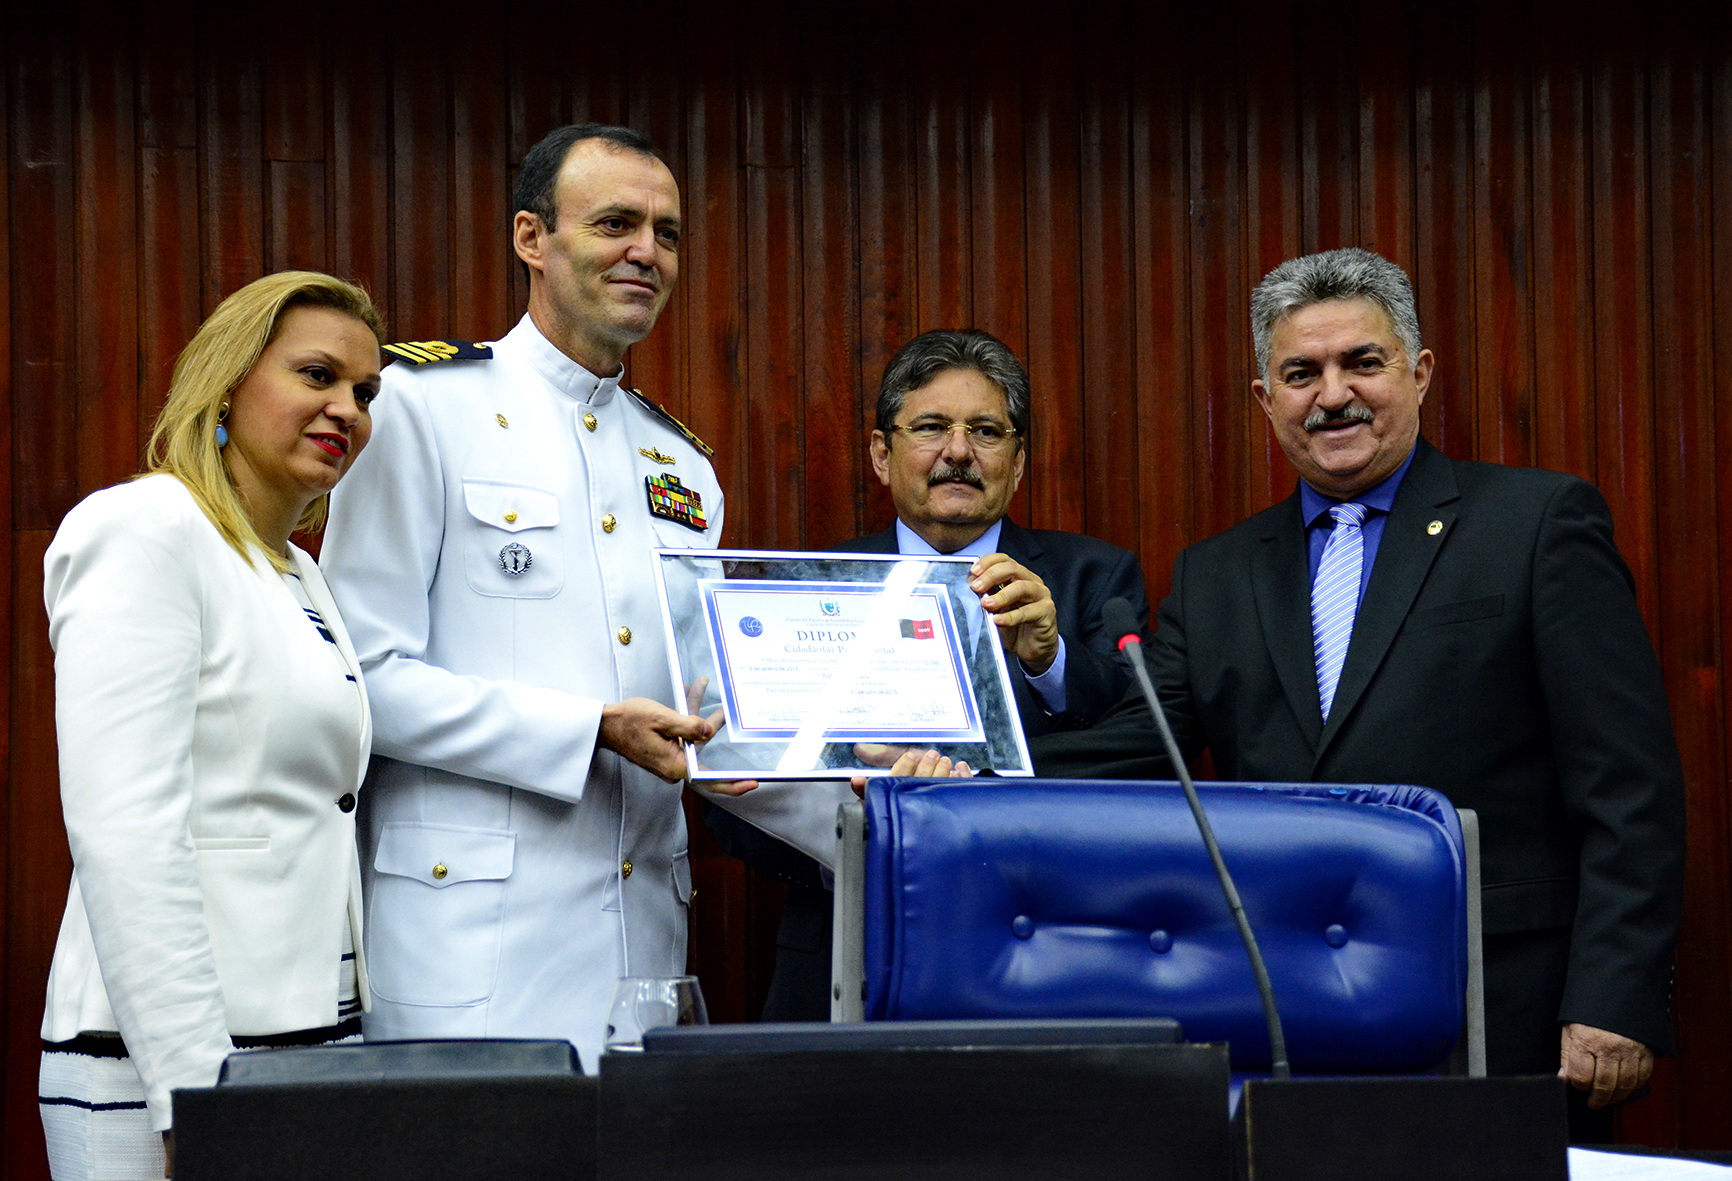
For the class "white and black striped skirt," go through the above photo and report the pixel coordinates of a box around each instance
[39,1015,361,1181]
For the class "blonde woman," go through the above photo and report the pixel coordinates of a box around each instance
[37,272,383,1180]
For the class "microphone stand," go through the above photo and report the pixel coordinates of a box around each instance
[1111,603,1291,1078]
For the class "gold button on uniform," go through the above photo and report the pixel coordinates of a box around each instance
[504,511,518,524]
[601,514,616,533]
[622,860,633,879]
[432,863,449,880]
[583,413,598,432]
[617,626,632,645]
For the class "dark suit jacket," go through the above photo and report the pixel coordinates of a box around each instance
[832,519,1150,738]
[706,519,1152,1019]
[1034,439,1685,1057]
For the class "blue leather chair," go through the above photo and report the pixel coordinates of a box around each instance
[833,778,1484,1076]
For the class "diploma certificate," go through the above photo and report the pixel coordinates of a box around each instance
[653,550,1033,780]
[702,579,983,742]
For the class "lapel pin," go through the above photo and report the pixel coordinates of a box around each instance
[1427,520,1443,536]
[498,542,533,576]
[496,414,509,429]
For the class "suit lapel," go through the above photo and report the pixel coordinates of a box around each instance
[291,546,374,767]
[996,519,1044,568]
[853,527,899,555]
[1251,493,1325,748]
[1315,440,1459,760]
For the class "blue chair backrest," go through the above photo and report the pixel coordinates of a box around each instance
[863,778,1466,1073]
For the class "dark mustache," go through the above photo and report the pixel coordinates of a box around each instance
[928,464,984,489]
[1303,404,1374,433]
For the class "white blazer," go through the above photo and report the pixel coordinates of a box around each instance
[40,475,371,1130]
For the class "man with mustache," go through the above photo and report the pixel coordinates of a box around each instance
[1035,248,1685,1141]
[709,328,1152,1020]
[322,124,824,1068]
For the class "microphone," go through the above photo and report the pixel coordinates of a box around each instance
[1102,597,1290,1078]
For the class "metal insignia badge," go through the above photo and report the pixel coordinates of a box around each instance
[498,542,533,576]
[644,473,708,531]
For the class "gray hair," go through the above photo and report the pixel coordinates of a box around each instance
[876,329,1030,447]
[1250,248,1423,376]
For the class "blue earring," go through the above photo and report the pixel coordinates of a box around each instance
[216,402,230,448]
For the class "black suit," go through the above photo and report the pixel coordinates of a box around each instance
[706,519,1152,1019]
[1034,440,1685,1070]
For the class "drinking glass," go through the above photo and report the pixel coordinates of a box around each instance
[604,975,708,1052]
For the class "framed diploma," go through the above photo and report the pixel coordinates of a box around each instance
[653,549,1034,780]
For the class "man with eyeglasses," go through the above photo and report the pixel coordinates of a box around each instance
[846,329,1151,728]
[1035,248,1684,1141]
[708,327,1152,1020]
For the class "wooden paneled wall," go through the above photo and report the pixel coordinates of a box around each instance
[6,0,1731,1169]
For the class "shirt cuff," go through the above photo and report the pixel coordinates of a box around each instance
[1021,637,1068,715]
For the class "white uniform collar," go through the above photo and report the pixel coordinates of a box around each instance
[504,315,625,407]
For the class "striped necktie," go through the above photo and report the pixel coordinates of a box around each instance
[957,587,997,667]
[1312,502,1369,723]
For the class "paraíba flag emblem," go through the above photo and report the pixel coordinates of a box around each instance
[900,619,935,640]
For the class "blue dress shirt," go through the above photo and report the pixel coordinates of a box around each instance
[1300,447,1419,606]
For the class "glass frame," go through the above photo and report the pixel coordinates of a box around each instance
[653,548,1035,781]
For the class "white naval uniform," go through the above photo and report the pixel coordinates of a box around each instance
[321,316,844,1069]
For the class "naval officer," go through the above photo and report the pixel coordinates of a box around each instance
[322,124,828,1068]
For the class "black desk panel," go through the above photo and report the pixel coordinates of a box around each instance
[599,1041,1232,1181]
[174,1076,597,1180]
[1236,1075,1569,1181]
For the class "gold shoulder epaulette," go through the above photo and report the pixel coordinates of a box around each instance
[626,387,714,457]
[382,340,495,366]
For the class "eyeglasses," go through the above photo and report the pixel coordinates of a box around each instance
[887,420,1020,453]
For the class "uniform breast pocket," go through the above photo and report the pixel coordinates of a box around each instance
[462,479,564,599]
